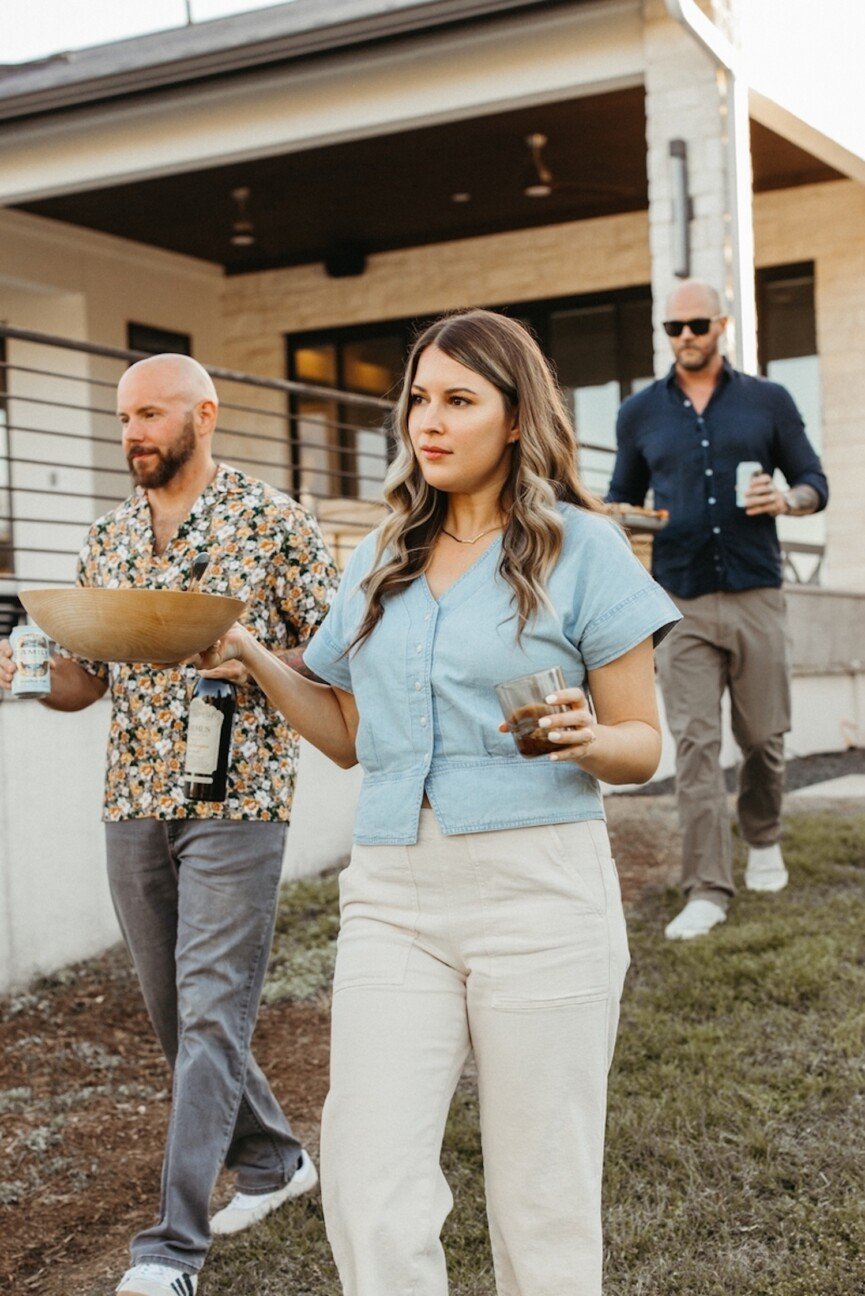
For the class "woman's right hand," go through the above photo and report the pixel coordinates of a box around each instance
[191,623,256,679]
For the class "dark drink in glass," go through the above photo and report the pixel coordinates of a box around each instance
[495,667,568,759]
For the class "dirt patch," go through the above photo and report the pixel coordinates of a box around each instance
[605,793,681,902]
[0,947,331,1294]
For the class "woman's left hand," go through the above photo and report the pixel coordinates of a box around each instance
[498,686,596,762]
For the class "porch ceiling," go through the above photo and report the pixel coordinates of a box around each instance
[14,90,841,276]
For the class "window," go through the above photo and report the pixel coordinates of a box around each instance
[127,322,192,357]
[757,263,824,579]
[288,328,403,500]
[286,287,653,500]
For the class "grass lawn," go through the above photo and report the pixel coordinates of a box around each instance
[206,811,865,1295]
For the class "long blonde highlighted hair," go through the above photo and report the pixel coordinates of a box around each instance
[352,309,603,646]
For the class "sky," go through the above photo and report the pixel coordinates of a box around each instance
[0,0,293,63]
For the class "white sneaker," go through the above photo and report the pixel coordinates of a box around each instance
[116,1263,197,1296]
[210,1148,318,1236]
[664,898,727,941]
[745,843,789,892]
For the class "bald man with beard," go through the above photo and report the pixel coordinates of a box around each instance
[0,354,338,1295]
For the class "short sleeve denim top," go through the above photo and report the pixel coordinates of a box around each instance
[304,503,680,844]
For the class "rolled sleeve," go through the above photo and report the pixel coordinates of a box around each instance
[55,536,109,682]
[771,385,829,510]
[273,505,339,647]
[580,583,680,669]
[300,531,378,694]
[303,622,353,693]
[565,516,681,670]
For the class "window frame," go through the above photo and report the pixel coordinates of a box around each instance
[126,322,192,357]
[285,283,653,498]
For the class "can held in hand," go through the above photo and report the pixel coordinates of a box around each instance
[10,624,52,697]
[736,460,762,508]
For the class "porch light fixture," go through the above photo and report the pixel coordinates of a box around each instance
[669,139,693,278]
[523,133,554,198]
[230,186,255,248]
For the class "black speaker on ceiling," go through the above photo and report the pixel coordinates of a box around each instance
[324,243,367,278]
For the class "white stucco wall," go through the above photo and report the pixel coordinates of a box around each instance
[0,696,363,992]
[0,207,222,358]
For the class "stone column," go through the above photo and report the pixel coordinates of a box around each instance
[643,0,746,375]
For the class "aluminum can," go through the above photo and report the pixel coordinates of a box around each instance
[10,624,52,697]
[736,460,762,508]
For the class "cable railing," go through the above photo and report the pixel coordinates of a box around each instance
[0,324,825,637]
[0,326,398,624]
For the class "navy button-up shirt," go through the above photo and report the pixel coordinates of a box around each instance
[607,361,828,598]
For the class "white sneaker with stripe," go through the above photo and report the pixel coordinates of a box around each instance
[116,1262,198,1296]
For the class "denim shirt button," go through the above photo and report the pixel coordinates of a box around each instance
[414,680,422,691]
[416,644,423,653]
[420,717,428,728]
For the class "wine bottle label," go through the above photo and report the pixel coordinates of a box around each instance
[10,626,51,696]
[184,697,225,782]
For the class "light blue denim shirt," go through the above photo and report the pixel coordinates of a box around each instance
[304,503,680,844]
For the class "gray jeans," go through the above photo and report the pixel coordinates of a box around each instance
[105,819,302,1274]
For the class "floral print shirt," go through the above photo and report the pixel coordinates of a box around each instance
[66,464,337,822]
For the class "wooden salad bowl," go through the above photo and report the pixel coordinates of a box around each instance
[18,587,245,664]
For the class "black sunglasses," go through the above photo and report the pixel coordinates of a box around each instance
[662,316,723,337]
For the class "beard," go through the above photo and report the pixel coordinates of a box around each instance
[677,353,711,371]
[127,414,197,488]
[675,340,718,371]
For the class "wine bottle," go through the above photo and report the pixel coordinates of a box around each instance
[183,676,236,803]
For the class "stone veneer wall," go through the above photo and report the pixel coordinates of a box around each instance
[220,210,654,379]
[753,180,865,594]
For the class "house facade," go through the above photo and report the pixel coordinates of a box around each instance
[0,0,863,987]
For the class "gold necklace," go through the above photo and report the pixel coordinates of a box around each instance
[441,522,505,545]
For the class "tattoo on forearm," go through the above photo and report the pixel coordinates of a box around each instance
[786,485,820,515]
[278,647,328,684]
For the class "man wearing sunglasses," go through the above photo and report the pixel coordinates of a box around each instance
[607,279,828,941]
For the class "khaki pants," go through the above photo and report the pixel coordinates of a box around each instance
[320,810,630,1296]
[656,588,791,907]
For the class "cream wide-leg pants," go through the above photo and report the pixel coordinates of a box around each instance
[320,809,630,1296]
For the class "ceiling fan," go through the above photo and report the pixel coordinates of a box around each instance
[522,132,643,201]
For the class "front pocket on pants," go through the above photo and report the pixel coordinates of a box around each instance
[332,924,414,992]
[471,822,613,1010]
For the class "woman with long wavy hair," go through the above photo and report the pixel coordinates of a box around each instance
[195,309,680,1295]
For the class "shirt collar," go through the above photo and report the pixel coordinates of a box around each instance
[665,356,734,395]
[130,462,229,516]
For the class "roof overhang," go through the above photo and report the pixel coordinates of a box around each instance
[0,0,645,206]
[750,91,865,188]
[0,0,582,123]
